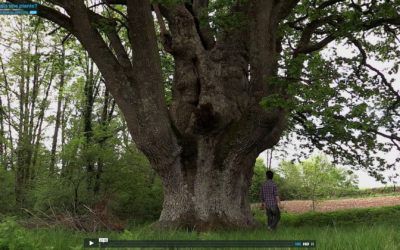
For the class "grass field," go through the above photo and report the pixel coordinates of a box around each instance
[2,188,398,250]
[1,205,400,250]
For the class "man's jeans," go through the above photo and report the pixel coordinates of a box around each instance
[266,205,281,229]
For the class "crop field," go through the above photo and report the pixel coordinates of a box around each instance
[272,195,400,213]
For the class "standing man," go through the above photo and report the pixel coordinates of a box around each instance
[260,170,282,230]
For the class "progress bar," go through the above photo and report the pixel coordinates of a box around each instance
[84,239,316,248]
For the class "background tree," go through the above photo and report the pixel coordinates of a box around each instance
[5,0,400,229]
[49,43,66,174]
[0,16,59,207]
[276,160,304,200]
[302,155,357,211]
[277,155,359,210]
[0,15,163,224]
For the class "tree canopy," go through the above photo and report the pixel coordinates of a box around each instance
[273,0,400,181]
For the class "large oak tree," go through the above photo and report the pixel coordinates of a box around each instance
[8,0,400,229]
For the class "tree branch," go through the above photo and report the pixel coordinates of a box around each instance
[290,2,400,56]
[295,35,335,55]
[191,0,215,49]
[158,3,204,56]
[294,15,340,55]
[350,38,400,100]
[126,0,164,90]
[368,129,400,151]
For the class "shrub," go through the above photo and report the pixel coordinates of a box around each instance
[0,168,15,215]
[0,217,39,250]
[100,149,163,224]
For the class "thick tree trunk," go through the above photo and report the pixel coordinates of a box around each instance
[156,145,259,230]
[150,3,286,230]
[154,35,283,230]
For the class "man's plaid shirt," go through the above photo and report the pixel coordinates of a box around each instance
[260,180,279,207]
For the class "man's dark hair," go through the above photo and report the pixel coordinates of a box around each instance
[266,170,274,180]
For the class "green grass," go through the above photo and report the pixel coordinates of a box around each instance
[273,205,400,227]
[1,206,400,250]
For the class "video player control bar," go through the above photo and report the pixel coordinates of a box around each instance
[84,239,316,248]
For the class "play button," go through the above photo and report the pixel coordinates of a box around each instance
[84,239,98,248]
